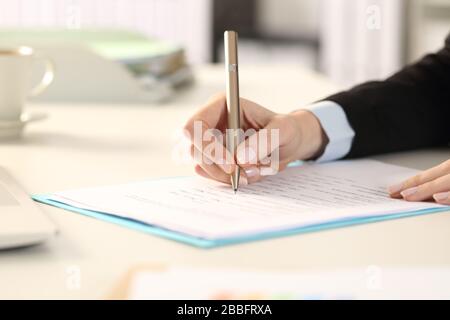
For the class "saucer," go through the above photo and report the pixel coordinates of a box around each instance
[0,112,47,139]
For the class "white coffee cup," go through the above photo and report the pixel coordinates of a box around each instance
[0,46,54,137]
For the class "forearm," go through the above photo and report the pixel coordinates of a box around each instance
[326,37,450,158]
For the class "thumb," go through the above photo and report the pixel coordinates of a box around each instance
[239,97,276,129]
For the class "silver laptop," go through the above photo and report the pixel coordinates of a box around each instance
[0,167,56,249]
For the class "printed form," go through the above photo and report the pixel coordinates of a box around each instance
[49,160,445,240]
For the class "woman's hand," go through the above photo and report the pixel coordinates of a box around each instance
[388,159,450,205]
[183,94,328,185]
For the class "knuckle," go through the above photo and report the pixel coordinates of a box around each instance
[270,115,291,143]
[409,174,423,187]
[416,180,437,198]
[183,119,194,136]
[272,114,286,126]
[442,159,450,172]
[421,180,434,192]
[209,92,226,103]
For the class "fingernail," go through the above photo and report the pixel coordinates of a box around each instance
[401,187,418,198]
[237,147,256,164]
[388,183,403,194]
[433,192,449,202]
[260,167,278,176]
[244,167,259,178]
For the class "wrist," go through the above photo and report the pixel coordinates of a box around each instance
[290,110,329,160]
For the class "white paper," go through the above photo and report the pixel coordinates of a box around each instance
[50,160,445,239]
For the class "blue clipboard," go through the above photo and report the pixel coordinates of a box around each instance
[32,194,449,249]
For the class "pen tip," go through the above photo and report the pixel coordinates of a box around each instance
[233,189,237,194]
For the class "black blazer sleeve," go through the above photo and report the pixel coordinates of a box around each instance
[325,34,450,158]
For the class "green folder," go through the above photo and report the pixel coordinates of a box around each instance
[0,28,181,62]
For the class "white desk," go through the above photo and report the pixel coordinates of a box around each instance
[0,65,449,299]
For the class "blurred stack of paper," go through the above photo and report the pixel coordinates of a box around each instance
[88,30,194,94]
[0,29,193,103]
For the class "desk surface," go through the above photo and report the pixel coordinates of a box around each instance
[0,65,449,299]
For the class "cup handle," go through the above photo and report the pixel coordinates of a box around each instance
[29,55,55,97]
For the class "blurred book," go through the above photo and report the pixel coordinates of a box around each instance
[0,29,193,103]
[85,30,194,90]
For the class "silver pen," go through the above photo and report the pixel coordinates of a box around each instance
[224,30,241,193]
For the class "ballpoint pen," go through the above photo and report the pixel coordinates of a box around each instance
[224,30,241,194]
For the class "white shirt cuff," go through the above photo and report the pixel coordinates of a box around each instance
[303,101,355,162]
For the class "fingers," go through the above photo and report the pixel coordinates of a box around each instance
[195,165,248,186]
[184,94,279,184]
[195,163,233,185]
[191,130,234,174]
[185,96,234,174]
[185,94,289,186]
[433,191,450,205]
[184,94,274,138]
[236,115,295,169]
[239,97,276,129]
[240,161,289,184]
[388,159,450,198]
[388,159,450,204]
[184,93,228,134]
[194,149,289,186]
[399,173,450,203]
[191,144,246,185]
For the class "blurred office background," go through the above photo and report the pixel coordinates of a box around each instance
[0,0,448,92]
